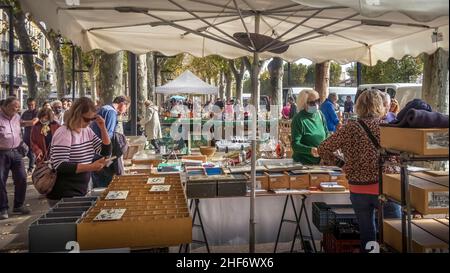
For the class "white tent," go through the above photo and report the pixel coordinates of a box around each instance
[19,0,448,65]
[19,0,448,253]
[155,70,218,95]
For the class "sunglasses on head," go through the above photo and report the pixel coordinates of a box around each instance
[307,99,320,106]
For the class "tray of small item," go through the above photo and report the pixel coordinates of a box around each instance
[77,174,192,250]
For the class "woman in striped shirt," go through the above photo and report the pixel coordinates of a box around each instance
[47,97,111,201]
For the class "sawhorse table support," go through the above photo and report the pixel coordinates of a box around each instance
[179,199,210,253]
[274,194,317,253]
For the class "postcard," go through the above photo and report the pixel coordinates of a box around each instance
[105,191,129,200]
[147,177,166,184]
[150,185,171,192]
[94,208,126,221]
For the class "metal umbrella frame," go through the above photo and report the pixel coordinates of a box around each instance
[19,0,449,253]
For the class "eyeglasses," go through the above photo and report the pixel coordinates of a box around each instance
[82,116,97,123]
[307,99,320,106]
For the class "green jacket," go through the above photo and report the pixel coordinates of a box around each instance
[291,110,329,165]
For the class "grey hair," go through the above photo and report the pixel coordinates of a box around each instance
[51,100,62,107]
[328,92,338,100]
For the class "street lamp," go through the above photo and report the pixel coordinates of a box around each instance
[59,37,89,101]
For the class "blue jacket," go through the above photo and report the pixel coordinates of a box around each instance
[91,104,118,139]
[320,99,339,132]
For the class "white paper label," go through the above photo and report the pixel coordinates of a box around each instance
[331,176,338,180]
[426,131,449,150]
[428,192,449,209]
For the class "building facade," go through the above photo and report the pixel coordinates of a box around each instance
[0,11,56,108]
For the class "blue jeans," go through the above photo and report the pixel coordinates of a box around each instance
[350,193,401,252]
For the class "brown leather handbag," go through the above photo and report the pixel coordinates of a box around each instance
[32,160,57,195]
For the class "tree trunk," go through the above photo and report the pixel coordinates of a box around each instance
[315,61,331,103]
[137,54,148,118]
[146,52,155,102]
[230,58,246,103]
[89,53,98,104]
[33,22,66,99]
[268,57,284,113]
[98,51,124,104]
[422,48,449,114]
[243,56,263,107]
[224,69,233,101]
[76,47,85,97]
[219,72,225,99]
[13,9,38,99]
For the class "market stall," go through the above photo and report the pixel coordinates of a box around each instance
[20,0,449,253]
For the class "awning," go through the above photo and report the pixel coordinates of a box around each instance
[19,0,448,65]
[155,70,218,95]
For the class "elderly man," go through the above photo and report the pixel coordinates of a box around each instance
[51,100,65,125]
[320,93,341,133]
[0,97,31,220]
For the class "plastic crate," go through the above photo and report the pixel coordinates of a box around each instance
[322,232,360,253]
[312,202,357,232]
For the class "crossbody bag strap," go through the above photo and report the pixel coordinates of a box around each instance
[357,119,381,150]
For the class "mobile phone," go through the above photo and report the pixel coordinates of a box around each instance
[105,156,117,163]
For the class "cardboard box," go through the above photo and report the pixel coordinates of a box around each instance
[383,173,449,215]
[310,174,332,188]
[286,172,310,189]
[383,219,449,253]
[380,127,449,156]
[266,172,290,190]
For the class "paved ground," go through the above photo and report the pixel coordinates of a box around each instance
[0,172,50,253]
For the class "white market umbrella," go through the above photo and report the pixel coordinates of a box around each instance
[19,0,449,253]
[156,70,218,95]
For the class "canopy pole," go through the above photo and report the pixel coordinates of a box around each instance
[249,12,261,254]
[129,52,138,136]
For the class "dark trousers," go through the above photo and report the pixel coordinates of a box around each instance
[0,150,27,210]
[25,142,35,171]
[350,193,401,252]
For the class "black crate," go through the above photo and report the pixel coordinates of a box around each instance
[217,175,248,197]
[312,202,357,233]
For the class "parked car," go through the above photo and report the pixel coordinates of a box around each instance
[356,83,422,109]
[242,93,271,112]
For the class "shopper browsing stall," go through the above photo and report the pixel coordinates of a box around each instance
[48,97,111,204]
[291,89,329,165]
[320,93,341,133]
[0,97,31,220]
[141,100,162,153]
[317,89,401,252]
[380,92,397,123]
[20,98,39,174]
[31,108,60,163]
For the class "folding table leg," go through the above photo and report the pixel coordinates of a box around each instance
[290,195,306,253]
[274,195,290,253]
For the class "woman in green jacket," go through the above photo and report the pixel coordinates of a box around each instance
[291,89,329,165]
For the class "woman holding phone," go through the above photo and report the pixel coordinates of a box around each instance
[47,97,111,204]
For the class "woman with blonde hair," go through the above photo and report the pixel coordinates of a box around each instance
[317,89,400,252]
[47,97,111,203]
[291,89,328,164]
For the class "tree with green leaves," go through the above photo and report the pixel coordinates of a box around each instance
[1,0,38,99]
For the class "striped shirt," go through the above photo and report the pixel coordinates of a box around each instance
[50,126,103,170]
[47,125,111,200]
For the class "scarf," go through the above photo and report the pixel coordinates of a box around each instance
[40,121,51,136]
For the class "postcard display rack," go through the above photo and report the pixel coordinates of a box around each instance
[379,127,449,253]
[76,174,192,251]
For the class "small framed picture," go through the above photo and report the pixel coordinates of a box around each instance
[147,177,165,184]
[150,185,171,192]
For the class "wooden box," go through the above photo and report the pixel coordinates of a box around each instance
[383,173,449,215]
[380,127,449,156]
[253,172,270,190]
[383,219,449,253]
[266,172,290,190]
[310,174,332,188]
[329,173,349,189]
[286,171,310,189]
[77,175,192,250]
